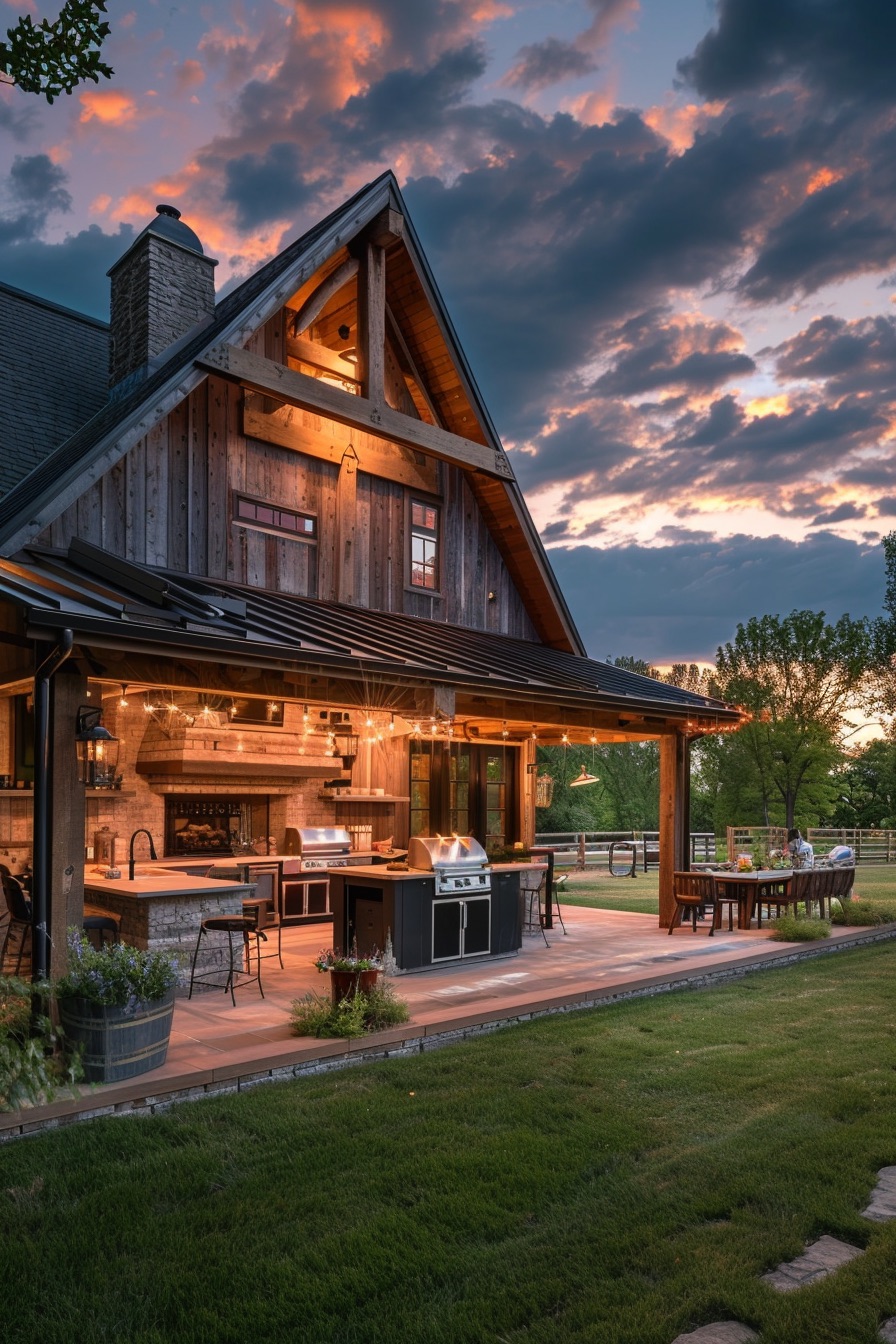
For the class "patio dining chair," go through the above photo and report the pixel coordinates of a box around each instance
[754,877,799,927]
[829,865,856,915]
[669,871,716,934]
[1,872,33,975]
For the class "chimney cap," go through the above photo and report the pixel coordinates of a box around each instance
[146,203,205,255]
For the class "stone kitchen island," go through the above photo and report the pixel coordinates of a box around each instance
[83,868,254,981]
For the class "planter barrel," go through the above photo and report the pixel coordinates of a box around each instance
[57,987,176,1083]
[329,968,380,1006]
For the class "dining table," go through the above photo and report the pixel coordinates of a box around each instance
[708,868,794,930]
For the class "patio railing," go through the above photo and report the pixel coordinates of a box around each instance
[533,831,717,871]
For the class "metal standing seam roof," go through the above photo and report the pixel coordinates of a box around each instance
[0,544,741,723]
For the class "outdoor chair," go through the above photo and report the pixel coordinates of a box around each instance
[829,865,855,915]
[82,903,121,948]
[188,913,267,1007]
[520,870,550,946]
[754,877,799,927]
[1,873,32,975]
[669,871,716,934]
[803,866,836,919]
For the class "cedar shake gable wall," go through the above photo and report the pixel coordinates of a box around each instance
[28,181,556,643]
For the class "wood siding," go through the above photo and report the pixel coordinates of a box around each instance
[38,381,539,641]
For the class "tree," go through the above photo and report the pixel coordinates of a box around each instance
[713,610,877,829]
[0,1,111,103]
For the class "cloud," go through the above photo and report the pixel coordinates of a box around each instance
[548,532,885,662]
[0,221,133,318]
[223,141,317,230]
[678,0,896,105]
[501,39,597,93]
[766,314,896,395]
[8,154,71,214]
[79,89,139,126]
[594,311,755,396]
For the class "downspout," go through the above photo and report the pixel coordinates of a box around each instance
[32,629,74,981]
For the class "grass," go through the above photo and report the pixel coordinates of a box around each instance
[3,944,896,1342]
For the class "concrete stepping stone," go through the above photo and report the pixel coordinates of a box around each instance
[761,1234,863,1291]
[671,1325,759,1343]
[863,1166,896,1222]
[878,1318,896,1342]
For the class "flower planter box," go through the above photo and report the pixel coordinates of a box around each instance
[57,987,176,1084]
[329,968,380,1006]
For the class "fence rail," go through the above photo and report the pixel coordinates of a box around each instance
[726,826,896,865]
[533,831,717,871]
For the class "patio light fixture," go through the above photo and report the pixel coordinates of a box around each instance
[76,706,119,787]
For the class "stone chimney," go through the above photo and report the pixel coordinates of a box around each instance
[107,204,217,393]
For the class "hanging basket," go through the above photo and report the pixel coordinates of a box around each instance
[535,772,555,808]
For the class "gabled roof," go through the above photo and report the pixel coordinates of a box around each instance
[0,173,584,655]
[0,281,109,496]
[0,542,740,726]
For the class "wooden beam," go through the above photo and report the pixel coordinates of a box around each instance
[367,206,404,247]
[290,258,359,336]
[243,393,439,493]
[336,446,358,605]
[357,241,386,406]
[199,343,514,480]
[285,335,359,383]
[386,303,440,425]
[658,733,688,928]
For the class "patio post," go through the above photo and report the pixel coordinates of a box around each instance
[658,732,689,928]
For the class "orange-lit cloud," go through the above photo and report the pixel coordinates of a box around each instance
[79,89,139,126]
[175,59,206,95]
[745,394,792,420]
[644,100,726,153]
[806,166,844,194]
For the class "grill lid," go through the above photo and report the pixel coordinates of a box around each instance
[407,835,489,871]
[297,826,351,856]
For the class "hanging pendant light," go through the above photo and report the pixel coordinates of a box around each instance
[569,763,599,788]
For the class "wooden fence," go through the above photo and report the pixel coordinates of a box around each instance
[726,826,896,865]
[533,831,717,871]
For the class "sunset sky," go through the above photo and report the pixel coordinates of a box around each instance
[2,0,894,662]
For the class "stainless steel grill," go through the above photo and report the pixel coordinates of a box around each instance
[289,826,352,871]
[407,835,491,895]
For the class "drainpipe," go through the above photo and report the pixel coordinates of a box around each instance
[32,630,74,982]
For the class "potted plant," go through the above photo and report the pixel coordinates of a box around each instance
[54,932,179,1083]
[314,945,382,1005]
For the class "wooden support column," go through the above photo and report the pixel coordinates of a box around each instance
[357,241,386,408]
[658,732,689,928]
[336,445,358,605]
[48,669,87,977]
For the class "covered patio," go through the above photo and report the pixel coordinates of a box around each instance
[3,891,890,1142]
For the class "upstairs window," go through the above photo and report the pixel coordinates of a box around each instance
[409,499,440,591]
[233,493,317,542]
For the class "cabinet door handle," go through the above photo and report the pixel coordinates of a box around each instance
[462,902,467,930]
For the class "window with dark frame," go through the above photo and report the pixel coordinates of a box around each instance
[233,492,317,541]
[409,499,440,590]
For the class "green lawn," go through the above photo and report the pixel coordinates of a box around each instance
[558,863,896,916]
[3,944,896,1342]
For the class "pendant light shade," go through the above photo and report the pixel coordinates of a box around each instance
[569,764,599,788]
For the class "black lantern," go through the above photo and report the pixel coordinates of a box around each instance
[76,706,120,787]
[333,727,360,771]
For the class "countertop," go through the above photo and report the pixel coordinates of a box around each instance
[83,869,254,899]
[332,862,541,881]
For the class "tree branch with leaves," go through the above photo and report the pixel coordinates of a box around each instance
[1,0,112,103]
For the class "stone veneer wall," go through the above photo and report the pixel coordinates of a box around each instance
[108,234,216,388]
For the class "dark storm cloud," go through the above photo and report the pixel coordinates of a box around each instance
[767,314,896,395]
[548,532,885,662]
[811,502,867,526]
[8,154,71,213]
[330,42,487,153]
[678,0,896,104]
[511,400,642,493]
[0,223,133,318]
[594,312,755,396]
[502,38,597,93]
[223,142,316,230]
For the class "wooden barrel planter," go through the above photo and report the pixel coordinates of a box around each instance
[57,988,176,1083]
[329,968,379,1006]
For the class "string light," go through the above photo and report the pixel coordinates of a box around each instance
[119,684,129,709]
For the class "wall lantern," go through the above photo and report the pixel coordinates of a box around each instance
[334,727,360,771]
[76,706,120,787]
[534,772,555,808]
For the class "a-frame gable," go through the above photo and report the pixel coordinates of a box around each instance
[0,173,584,653]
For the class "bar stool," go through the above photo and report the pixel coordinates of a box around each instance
[241,895,283,969]
[549,872,568,934]
[188,914,266,1006]
[82,903,121,948]
[520,871,549,946]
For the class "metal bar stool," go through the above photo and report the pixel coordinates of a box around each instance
[188,914,266,1006]
[241,895,283,969]
[82,903,121,948]
[520,872,549,946]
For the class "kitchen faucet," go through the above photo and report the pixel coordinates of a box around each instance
[128,828,157,880]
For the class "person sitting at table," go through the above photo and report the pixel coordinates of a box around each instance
[786,828,814,869]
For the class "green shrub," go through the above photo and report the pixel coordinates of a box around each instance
[831,899,896,926]
[0,976,81,1112]
[769,915,831,942]
[291,979,411,1039]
